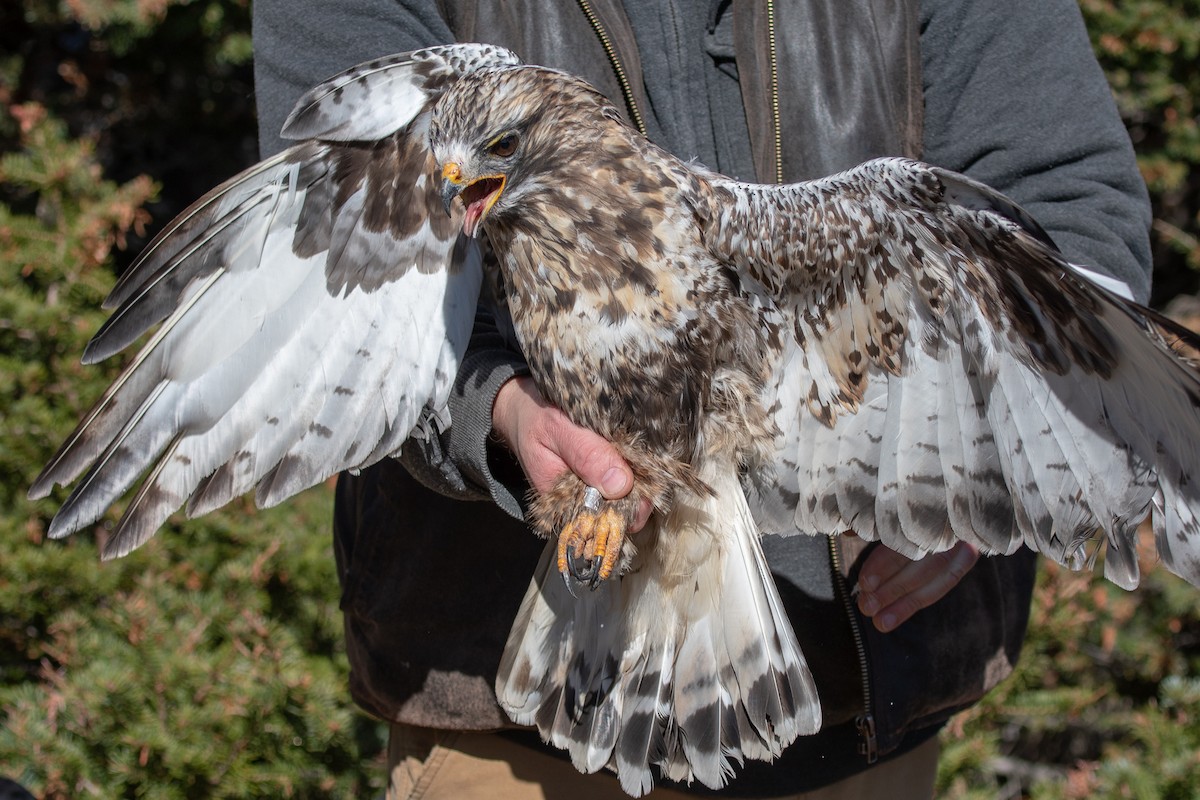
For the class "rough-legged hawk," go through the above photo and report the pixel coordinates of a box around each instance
[30,44,1200,796]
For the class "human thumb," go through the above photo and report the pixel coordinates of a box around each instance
[559,432,633,499]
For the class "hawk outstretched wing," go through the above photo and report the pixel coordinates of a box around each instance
[711,160,1200,590]
[28,45,520,557]
[29,45,1200,796]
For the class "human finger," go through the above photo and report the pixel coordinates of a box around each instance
[856,541,980,632]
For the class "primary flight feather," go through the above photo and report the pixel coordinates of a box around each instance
[30,44,1200,795]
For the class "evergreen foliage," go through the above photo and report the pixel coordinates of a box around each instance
[938,556,1200,798]
[1080,0,1200,303]
[0,1,1197,797]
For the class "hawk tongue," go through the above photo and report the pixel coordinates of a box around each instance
[461,177,504,238]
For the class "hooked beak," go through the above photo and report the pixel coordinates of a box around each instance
[441,162,465,215]
[440,161,506,238]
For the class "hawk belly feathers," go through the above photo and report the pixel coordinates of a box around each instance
[30,44,1200,795]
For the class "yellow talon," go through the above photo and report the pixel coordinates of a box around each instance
[557,506,626,586]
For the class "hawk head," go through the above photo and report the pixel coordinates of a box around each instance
[429,67,620,238]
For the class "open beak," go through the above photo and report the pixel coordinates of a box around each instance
[441,162,506,238]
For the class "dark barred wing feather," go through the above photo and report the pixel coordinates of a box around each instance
[716,157,1200,589]
[27,45,521,558]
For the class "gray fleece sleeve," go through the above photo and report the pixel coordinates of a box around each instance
[252,0,533,517]
[397,299,531,519]
[919,0,1152,301]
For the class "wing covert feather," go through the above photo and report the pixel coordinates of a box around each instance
[280,44,521,142]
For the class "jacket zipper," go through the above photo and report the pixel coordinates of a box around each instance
[827,535,879,764]
[574,0,648,138]
[578,0,781,183]
[765,0,784,184]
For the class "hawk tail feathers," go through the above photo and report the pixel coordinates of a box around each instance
[496,460,820,796]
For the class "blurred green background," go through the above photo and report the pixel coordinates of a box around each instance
[1,1,1197,797]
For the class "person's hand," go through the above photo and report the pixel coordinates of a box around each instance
[855,541,980,633]
[492,376,653,532]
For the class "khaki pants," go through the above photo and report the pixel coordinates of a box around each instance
[385,724,939,800]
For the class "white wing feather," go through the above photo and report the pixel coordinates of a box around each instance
[28,46,516,558]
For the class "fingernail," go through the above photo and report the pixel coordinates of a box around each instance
[601,468,629,497]
[878,613,897,632]
[860,594,879,615]
[861,573,880,592]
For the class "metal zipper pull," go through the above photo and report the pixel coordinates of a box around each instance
[856,713,879,764]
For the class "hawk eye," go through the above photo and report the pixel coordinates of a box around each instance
[490,133,519,158]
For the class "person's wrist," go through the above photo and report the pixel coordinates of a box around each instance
[492,375,536,448]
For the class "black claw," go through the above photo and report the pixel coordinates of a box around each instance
[561,567,578,598]
[567,551,596,583]
[566,551,606,590]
